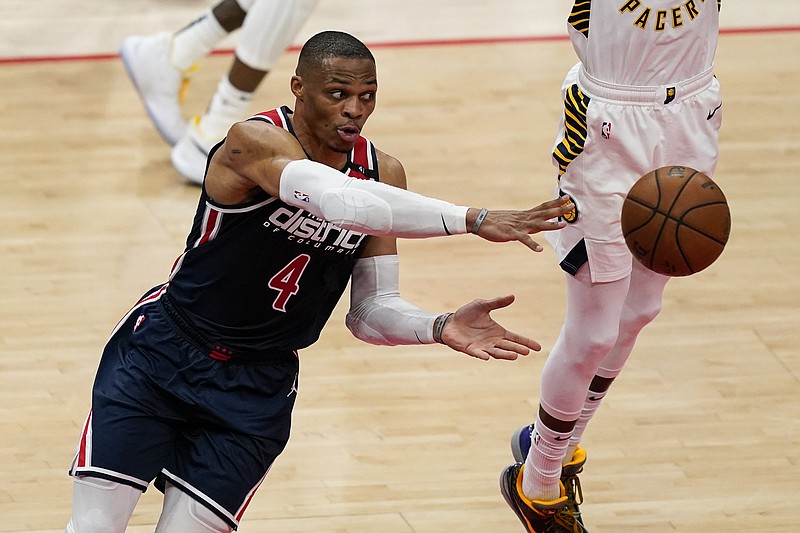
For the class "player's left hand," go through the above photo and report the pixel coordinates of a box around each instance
[441,294,541,360]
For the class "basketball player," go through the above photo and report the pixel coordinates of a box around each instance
[66,31,575,532]
[120,0,320,185]
[500,2,723,532]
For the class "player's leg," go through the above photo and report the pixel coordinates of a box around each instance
[65,477,142,533]
[119,0,243,145]
[565,261,669,450]
[503,266,629,532]
[154,482,232,533]
[524,266,630,500]
[67,295,190,532]
[172,0,320,184]
[158,353,300,529]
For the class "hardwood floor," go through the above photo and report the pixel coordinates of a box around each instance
[0,3,799,531]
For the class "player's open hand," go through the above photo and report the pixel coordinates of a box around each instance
[440,295,542,361]
[474,196,574,252]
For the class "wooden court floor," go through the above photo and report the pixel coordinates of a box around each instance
[1,29,799,533]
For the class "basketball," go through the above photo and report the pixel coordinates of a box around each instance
[621,165,731,277]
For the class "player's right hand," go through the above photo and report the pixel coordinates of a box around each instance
[474,195,573,252]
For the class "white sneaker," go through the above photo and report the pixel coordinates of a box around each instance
[171,116,224,185]
[120,32,188,146]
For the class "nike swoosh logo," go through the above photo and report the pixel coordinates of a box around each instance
[707,103,722,120]
[554,435,570,441]
[588,396,603,402]
[441,214,452,235]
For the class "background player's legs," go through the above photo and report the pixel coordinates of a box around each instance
[65,477,142,533]
[172,0,247,71]
[172,0,320,184]
[154,481,233,533]
[119,0,238,145]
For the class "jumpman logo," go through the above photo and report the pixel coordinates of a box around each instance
[287,373,298,397]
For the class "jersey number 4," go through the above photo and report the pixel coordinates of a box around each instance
[268,254,311,312]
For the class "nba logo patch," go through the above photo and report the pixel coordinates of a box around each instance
[601,122,612,139]
[293,190,310,202]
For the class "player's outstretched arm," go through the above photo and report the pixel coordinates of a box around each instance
[210,125,573,245]
[437,295,542,361]
[277,159,573,247]
[346,254,542,361]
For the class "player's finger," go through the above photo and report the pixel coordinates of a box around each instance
[528,199,573,223]
[534,195,573,212]
[481,294,515,311]
[535,195,570,209]
[484,346,523,360]
[498,335,541,353]
[516,233,544,252]
[467,348,491,361]
[525,212,569,231]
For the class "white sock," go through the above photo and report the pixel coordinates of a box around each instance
[170,10,228,71]
[567,387,608,459]
[522,416,571,502]
[197,76,254,139]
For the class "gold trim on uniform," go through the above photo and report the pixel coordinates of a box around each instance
[554,84,591,177]
[561,194,579,224]
[569,0,591,36]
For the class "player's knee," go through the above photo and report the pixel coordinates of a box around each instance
[638,301,662,326]
[67,477,141,533]
[623,300,663,331]
[567,330,618,363]
[66,515,110,533]
[187,498,232,533]
[156,484,233,533]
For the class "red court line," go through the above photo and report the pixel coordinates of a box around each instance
[1,25,798,66]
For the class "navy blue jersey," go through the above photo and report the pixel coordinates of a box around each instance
[165,106,380,355]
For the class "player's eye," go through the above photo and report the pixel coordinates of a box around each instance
[330,90,345,99]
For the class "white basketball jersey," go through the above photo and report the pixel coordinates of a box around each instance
[568,0,720,86]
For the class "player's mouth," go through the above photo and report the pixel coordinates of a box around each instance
[337,125,360,143]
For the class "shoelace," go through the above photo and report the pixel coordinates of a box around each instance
[557,473,585,531]
[553,509,586,532]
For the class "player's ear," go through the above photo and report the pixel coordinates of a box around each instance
[291,75,304,99]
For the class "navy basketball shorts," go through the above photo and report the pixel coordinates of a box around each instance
[69,286,299,528]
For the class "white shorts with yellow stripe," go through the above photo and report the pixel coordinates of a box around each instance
[545,62,722,282]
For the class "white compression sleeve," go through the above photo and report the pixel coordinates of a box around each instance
[66,477,142,533]
[346,255,440,345]
[279,159,468,237]
[154,481,232,532]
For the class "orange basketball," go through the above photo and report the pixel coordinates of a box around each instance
[621,165,731,276]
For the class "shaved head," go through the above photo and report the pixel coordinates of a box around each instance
[296,31,375,76]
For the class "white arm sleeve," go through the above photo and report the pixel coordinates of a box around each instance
[279,159,468,237]
[346,255,439,345]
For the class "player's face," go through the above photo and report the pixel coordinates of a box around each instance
[295,57,377,154]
